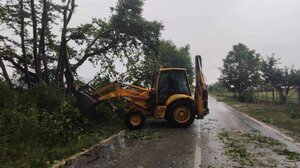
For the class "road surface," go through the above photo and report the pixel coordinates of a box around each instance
[63,97,300,168]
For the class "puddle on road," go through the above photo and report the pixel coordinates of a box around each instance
[218,130,300,167]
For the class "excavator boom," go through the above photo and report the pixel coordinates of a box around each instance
[194,55,209,118]
[75,81,151,119]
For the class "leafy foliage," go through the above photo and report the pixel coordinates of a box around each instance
[218,47,300,103]
[208,81,226,93]
[129,40,194,86]
[0,0,162,91]
[0,79,124,167]
[219,43,261,100]
[261,55,284,87]
[261,55,300,103]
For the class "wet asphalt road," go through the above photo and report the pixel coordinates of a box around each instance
[65,96,300,168]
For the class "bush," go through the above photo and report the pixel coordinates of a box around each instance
[38,96,87,146]
[0,78,126,167]
[95,99,125,124]
[0,84,93,165]
[287,102,300,119]
[239,90,254,103]
[0,108,40,158]
[31,84,65,111]
[0,80,17,109]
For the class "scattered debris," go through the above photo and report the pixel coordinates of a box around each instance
[218,130,300,167]
[124,130,155,140]
[218,131,253,166]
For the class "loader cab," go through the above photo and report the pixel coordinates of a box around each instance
[156,68,191,105]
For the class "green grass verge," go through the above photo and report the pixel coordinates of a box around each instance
[1,123,124,168]
[214,94,300,141]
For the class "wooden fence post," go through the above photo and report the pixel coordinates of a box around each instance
[260,88,262,101]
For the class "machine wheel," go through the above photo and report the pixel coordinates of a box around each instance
[125,110,145,130]
[168,100,195,128]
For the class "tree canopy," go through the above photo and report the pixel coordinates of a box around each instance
[0,0,163,91]
[262,55,300,103]
[127,40,194,86]
[219,43,261,98]
[218,44,300,103]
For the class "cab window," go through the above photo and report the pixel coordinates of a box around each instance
[157,70,191,104]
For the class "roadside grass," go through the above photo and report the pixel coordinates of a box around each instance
[214,94,300,141]
[1,121,124,168]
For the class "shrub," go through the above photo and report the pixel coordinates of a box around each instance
[287,102,300,119]
[0,84,90,160]
[0,80,126,167]
[239,90,254,103]
[95,99,125,124]
[30,84,65,111]
[0,80,17,109]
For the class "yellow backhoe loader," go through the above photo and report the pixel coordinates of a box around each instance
[76,55,209,129]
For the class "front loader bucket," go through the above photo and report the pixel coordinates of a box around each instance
[75,91,99,119]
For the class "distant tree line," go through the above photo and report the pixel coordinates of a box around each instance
[216,43,300,104]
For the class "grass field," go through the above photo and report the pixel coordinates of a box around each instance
[214,94,300,141]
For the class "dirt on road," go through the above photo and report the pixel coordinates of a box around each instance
[61,97,300,168]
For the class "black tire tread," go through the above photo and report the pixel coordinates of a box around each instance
[167,99,195,128]
[125,110,145,130]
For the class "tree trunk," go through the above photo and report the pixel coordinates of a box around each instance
[19,0,31,88]
[285,87,290,100]
[64,56,75,92]
[55,1,69,86]
[39,0,49,83]
[238,90,242,100]
[55,0,75,90]
[277,87,286,104]
[0,54,12,87]
[30,0,41,82]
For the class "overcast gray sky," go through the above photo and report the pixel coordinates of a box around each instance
[71,0,300,84]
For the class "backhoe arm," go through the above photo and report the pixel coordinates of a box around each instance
[194,55,209,118]
[92,81,150,109]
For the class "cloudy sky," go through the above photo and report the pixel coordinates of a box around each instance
[71,0,300,84]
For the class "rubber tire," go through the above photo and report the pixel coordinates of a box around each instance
[167,99,195,128]
[125,110,145,130]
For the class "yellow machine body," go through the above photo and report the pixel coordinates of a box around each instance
[152,94,194,119]
[77,56,209,129]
